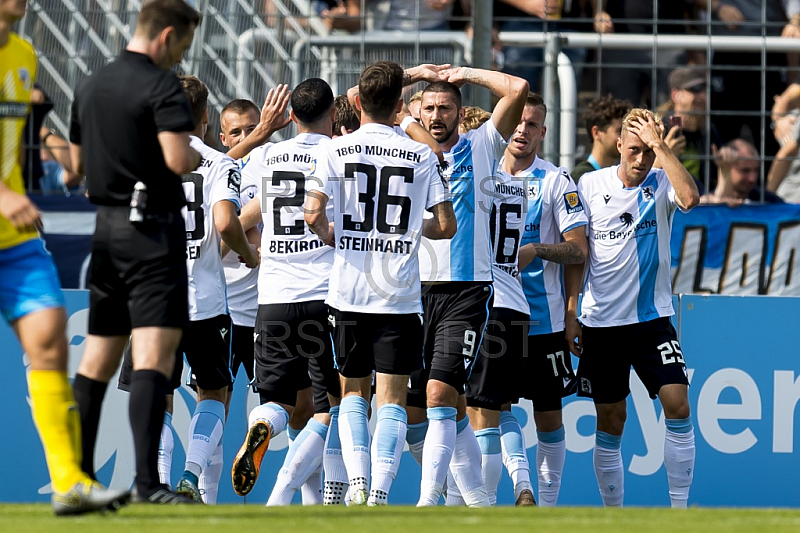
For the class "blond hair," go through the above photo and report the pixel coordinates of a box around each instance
[460,106,491,134]
[408,90,423,105]
[621,108,661,137]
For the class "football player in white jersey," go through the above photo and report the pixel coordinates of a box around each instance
[169,76,259,502]
[229,78,344,502]
[410,67,529,508]
[306,61,456,506]
[467,93,588,507]
[576,108,700,508]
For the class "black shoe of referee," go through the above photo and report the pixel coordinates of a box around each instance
[134,485,201,504]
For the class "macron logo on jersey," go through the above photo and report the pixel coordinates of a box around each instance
[563,192,584,214]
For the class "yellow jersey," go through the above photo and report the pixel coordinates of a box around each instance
[0,32,37,250]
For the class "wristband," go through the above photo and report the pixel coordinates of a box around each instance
[400,116,416,132]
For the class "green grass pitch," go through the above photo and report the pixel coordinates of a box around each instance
[2,505,800,533]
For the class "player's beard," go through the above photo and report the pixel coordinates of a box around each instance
[427,118,458,145]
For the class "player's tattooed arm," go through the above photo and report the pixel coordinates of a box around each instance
[518,225,588,267]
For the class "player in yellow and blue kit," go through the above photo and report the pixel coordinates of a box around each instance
[0,0,128,515]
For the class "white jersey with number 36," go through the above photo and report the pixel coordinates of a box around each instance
[184,136,242,321]
[309,123,449,314]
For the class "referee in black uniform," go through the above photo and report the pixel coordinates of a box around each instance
[68,0,203,504]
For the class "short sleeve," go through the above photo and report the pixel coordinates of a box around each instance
[240,143,272,197]
[424,149,449,210]
[475,118,508,164]
[552,167,588,235]
[151,72,195,133]
[576,175,592,234]
[209,156,242,213]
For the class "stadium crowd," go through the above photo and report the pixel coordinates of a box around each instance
[1,0,798,517]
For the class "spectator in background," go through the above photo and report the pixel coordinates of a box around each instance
[494,0,591,92]
[22,85,52,191]
[459,105,491,134]
[700,0,800,167]
[768,82,800,202]
[572,94,631,181]
[39,126,83,193]
[333,94,359,136]
[656,67,721,192]
[384,0,459,31]
[701,139,784,205]
[263,0,362,33]
[595,0,700,108]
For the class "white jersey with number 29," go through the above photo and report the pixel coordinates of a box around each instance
[578,165,685,328]
[184,136,242,321]
[309,123,449,314]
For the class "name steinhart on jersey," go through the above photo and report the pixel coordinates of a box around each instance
[339,235,412,254]
[593,217,658,241]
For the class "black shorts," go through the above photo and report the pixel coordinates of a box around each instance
[254,301,338,407]
[407,282,493,408]
[577,317,689,404]
[118,338,183,392]
[330,309,423,379]
[231,324,255,383]
[182,314,234,391]
[89,207,188,336]
[520,331,577,412]
[466,307,529,411]
[309,354,339,414]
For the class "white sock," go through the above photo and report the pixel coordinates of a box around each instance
[417,406,456,507]
[248,402,289,437]
[323,407,348,505]
[406,421,428,466]
[338,396,370,498]
[450,416,490,508]
[499,411,532,499]
[536,427,566,507]
[594,431,624,507]
[267,418,328,506]
[184,399,225,478]
[199,441,223,504]
[444,469,465,506]
[369,404,407,504]
[302,464,323,505]
[158,412,174,488]
[474,427,502,506]
[664,418,695,509]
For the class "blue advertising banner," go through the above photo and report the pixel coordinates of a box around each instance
[671,204,800,296]
[1,291,797,506]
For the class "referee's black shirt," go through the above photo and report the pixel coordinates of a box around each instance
[70,50,195,213]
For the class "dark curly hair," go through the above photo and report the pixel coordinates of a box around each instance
[583,94,632,135]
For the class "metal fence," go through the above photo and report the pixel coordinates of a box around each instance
[16,0,800,203]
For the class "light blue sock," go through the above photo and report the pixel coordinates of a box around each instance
[371,404,408,500]
[339,396,370,491]
[288,426,301,442]
[475,427,502,504]
[184,399,226,478]
[499,411,532,497]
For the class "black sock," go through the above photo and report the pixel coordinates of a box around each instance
[72,373,108,480]
[129,369,169,497]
